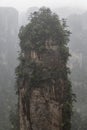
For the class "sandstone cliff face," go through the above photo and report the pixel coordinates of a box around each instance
[19,86,62,130]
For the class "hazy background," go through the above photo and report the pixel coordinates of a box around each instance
[0,0,87,11]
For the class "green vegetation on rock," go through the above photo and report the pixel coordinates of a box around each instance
[16,7,74,130]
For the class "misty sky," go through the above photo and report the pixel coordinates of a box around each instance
[0,0,86,11]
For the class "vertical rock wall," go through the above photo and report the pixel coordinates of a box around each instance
[0,7,18,130]
[19,85,62,130]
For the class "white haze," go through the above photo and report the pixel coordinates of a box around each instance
[0,0,87,12]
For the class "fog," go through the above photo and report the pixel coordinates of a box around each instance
[0,0,87,130]
[0,0,87,11]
